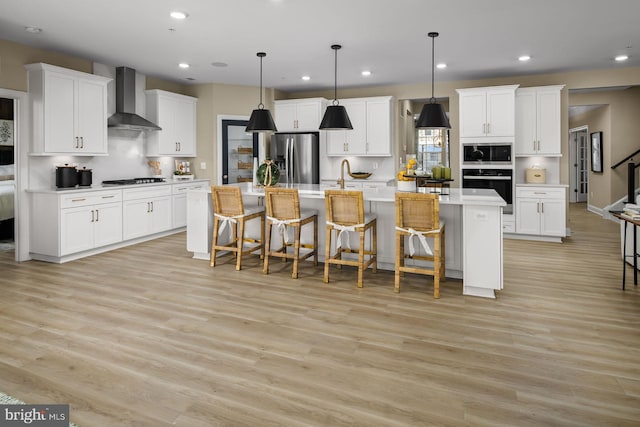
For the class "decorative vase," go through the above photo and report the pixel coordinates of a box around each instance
[256,159,280,186]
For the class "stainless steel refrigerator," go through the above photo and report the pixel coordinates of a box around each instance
[270,132,320,184]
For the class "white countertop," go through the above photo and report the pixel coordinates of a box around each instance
[28,179,211,194]
[238,183,506,206]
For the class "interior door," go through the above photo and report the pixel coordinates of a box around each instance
[576,130,588,202]
[570,128,588,203]
[221,119,258,184]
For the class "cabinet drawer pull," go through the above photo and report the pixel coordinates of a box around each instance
[533,192,546,195]
[71,198,86,202]
[101,195,115,199]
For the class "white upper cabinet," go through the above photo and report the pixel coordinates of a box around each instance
[325,96,393,157]
[274,98,327,131]
[515,85,564,156]
[457,85,519,139]
[145,89,197,157]
[26,63,110,155]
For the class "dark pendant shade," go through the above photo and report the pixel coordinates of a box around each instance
[319,105,353,130]
[246,108,277,132]
[416,102,450,129]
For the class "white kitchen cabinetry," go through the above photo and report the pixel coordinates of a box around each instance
[515,85,564,156]
[172,181,210,228]
[457,85,518,139]
[145,90,197,157]
[274,98,327,131]
[123,186,172,240]
[30,190,123,259]
[26,63,110,155]
[326,96,393,156]
[516,186,566,237]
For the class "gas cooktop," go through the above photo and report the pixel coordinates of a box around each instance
[102,177,166,186]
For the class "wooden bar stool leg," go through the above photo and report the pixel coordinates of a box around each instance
[357,230,365,288]
[292,223,301,279]
[324,226,332,283]
[313,217,318,266]
[394,232,401,293]
[210,217,220,267]
[263,221,273,274]
[236,218,245,271]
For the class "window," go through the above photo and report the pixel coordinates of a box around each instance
[415,125,449,172]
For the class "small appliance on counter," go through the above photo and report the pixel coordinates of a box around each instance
[77,167,92,187]
[525,166,546,184]
[55,164,78,188]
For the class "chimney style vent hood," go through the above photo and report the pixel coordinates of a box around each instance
[107,67,161,131]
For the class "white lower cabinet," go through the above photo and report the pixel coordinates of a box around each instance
[123,186,172,240]
[172,181,210,228]
[30,190,123,259]
[61,202,122,254]
[516,186,566,237]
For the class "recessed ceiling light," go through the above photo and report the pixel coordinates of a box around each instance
[518,55,531,62]
[302,75,311,81]
[615,55,629,61]
[211,62,228,67]
[24,26,42,34]
[436,63,447,69]
[361,70,371,76]
[178,63,190,69]
[170,11,188,19]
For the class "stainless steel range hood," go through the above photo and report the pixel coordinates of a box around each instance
[107,67,161,131]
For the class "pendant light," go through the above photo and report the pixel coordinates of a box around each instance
[416,32,451,129]
[246,52,277,132]
[319,44,353,130]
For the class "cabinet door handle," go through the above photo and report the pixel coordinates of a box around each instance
[178,142,181,151]
[91,210,95,222]
[80,136,84,149]
[95,209,99,222]
[482,123,486,134]
[487,123,491,134]
[147,202,151,213]
[150,201,154,212]
[536,202,540,213]
[540,202,544,214]
[75,137,79,148]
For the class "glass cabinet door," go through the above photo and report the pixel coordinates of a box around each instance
[221,119,258,184]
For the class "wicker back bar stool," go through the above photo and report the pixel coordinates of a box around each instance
[394,192,445,298]
[324,190,377,288]
[263,187,318,279]
[210,185,265,270]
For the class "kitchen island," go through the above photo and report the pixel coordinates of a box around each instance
[188,183,506,298]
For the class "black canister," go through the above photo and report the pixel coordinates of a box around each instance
[77,167,92,187]
[55,164,78,188]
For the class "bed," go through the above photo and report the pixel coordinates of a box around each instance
[0,164,14,222]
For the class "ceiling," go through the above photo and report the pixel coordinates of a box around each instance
[0,0,638,94]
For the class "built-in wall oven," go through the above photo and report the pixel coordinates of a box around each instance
[462,169,513,214]
[462,143,512,165]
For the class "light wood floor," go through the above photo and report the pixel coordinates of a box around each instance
[1,204,639,426]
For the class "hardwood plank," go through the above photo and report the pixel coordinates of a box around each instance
[0,203,639,425]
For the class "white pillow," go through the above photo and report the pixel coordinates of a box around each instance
[0,164,14,180]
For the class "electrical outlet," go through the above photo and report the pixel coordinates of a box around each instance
[372,162,378,170]
[200,162,206,170]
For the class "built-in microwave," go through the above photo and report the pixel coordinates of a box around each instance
[462,144,512,164]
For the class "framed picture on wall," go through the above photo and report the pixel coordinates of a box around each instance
[0,119,13,146]
[591,131,603,173]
